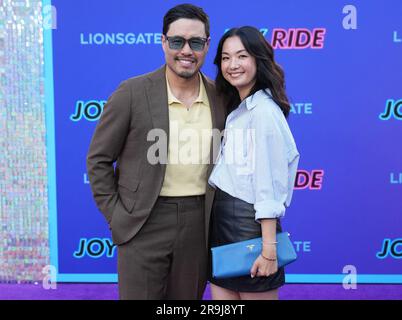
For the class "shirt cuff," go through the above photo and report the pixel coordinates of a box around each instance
[254,199,286,221]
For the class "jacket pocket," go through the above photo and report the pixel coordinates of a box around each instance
[117,176,140,213]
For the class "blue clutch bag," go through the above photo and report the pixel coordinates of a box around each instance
[211,232,297,279]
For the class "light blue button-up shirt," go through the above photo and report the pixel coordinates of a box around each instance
[209,89,300,221]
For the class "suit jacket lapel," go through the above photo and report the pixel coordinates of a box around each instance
[145,65,169,170]
[145,65,169,132]
[201,74,221,178]
[202,74,217,129]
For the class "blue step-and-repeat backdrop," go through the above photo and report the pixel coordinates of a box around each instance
[44,0,402,283]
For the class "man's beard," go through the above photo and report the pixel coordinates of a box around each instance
[174,57,200,79]
[177,70,197,79]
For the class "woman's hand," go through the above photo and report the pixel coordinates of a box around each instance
[250,245,278,278]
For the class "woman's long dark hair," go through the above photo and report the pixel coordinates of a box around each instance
[214,26,290,118]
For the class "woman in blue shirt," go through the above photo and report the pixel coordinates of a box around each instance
[208,26,300,300]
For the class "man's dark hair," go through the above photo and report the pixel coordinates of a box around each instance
[163,3,210,37]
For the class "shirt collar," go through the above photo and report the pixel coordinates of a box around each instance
[166,73,209,107]
[245,88,272,110]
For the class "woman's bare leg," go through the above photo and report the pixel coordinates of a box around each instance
[239,288,279,300]
[210,283,241,300]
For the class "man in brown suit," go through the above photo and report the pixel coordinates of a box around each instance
[86,4,225,299]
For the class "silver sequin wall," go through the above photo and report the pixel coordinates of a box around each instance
[0,0,50,282]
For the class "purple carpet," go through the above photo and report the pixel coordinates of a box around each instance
[0,283,401,300]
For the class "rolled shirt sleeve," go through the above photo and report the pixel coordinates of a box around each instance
[251,106,289,221]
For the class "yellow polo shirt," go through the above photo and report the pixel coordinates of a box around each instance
[160,74,212,196]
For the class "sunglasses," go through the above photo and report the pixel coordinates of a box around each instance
[164,36,209,51]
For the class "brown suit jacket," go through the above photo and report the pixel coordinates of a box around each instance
[86,65,226,246]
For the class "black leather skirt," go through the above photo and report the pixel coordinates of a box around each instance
[208,188,285,292]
